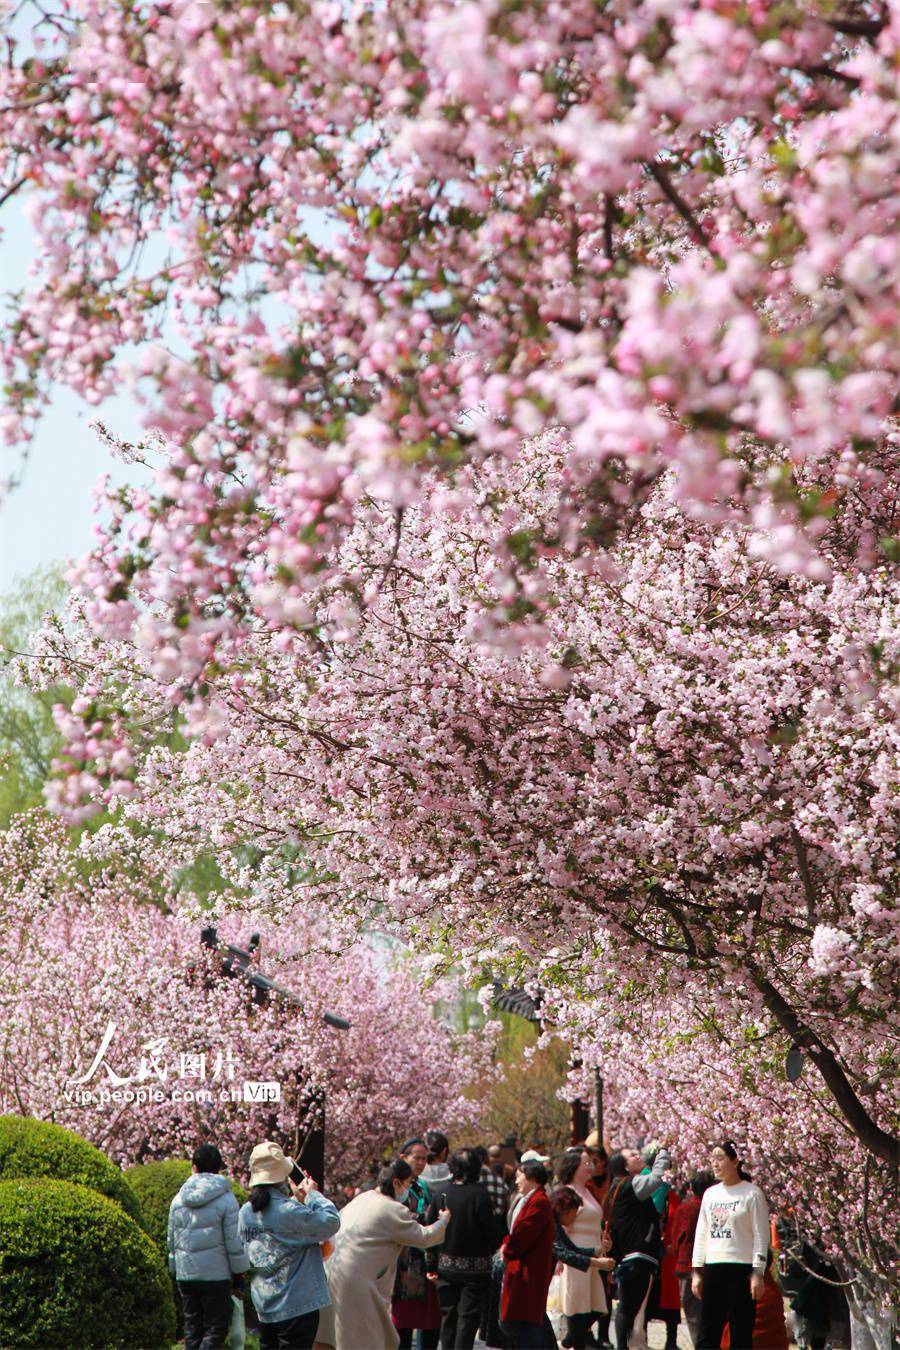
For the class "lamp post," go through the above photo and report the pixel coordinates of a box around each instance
[201,926,350,1186]
[491,982,605,1147]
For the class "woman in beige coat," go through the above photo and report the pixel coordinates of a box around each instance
[325,1159,450,1350]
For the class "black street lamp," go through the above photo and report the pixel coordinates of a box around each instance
[491,982,602,1147]
[200,926,349,1185]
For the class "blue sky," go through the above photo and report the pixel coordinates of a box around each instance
[0,186,333,594]
[0,193,151,592]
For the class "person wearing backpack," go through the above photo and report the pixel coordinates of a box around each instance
[167,1143,250,1350]
[605,1145,670,1349]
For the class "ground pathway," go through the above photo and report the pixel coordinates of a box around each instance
[469,1324,796,1350]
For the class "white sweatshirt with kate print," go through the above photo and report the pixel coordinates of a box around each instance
[691,1180,770,1273]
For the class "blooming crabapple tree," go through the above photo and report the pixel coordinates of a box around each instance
[0,814,493,1188]
[1,0,898,689]
[30,436,900,1180]
[554,984,897,1336]
[3,0,897,1266]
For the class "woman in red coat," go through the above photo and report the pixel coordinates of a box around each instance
[656,1187,683,1349]
[500,1160,556,1349]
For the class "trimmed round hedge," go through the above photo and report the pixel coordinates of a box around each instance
[0,1178,176,1348]
[0,1115,144,1229]
[124,1158,248,1259]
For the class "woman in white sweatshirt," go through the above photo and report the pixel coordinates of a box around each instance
[690,1140,770,1350]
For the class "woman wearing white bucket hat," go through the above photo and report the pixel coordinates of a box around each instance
[237,1141,341,1350]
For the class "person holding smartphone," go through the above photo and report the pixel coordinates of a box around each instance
[424,1148,501,1350]
[238,1140,341,1350]
[327,1157,451,1350]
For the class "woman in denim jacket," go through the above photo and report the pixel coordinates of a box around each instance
[238,1140,341,1350]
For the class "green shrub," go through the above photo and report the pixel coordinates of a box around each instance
[124,1158,247,1260]
[0,1178,176,1348]
[0,1115,144,1229]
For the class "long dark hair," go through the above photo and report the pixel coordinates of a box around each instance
[606,1151,628,1183]
[603,1151,629,1224]
[425,1129,449,1163]
[556,1150,586,1187]
[550,1185,583,1221]
[378,1158,413,1198]
[250,1185,275,1212]
[719,1140,752,1181]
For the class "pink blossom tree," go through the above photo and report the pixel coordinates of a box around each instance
[31,438,897,1156]
[2,2,897,1326]
[554,985,896,1345]
[1,0,898,686]
[0,814,494,1187]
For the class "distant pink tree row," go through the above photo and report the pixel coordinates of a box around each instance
[0,816,493,1187]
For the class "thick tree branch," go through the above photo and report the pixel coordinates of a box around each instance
[789,824,819,923]
[748,967,899,1168]
[0,175,28,211]
[603,194,615,263]
[825,13,887,38]
[798,63,861,89]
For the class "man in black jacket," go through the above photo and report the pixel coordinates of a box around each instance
[607,1146,671,1350]
[426,1149,503,1350]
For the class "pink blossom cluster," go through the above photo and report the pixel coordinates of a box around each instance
[1,0,898,691]
[0,815,493,1187]
[44,695,136,824]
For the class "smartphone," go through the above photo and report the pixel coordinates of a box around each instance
[289,1161,305,1185]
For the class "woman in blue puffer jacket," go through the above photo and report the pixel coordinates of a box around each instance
[238,1140,341,1350]
[167,1143,250,1350]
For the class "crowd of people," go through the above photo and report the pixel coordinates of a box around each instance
[166,1131,794,1350]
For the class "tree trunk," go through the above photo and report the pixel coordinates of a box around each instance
[846,1290,894,1350]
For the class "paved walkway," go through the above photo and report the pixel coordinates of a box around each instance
[645,1322,694,1349]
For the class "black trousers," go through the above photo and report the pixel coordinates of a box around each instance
[178,1279,232,1350]
[398,1329,440,1350]
[696,1264,756,1350]
[259,1308,320,1350]
[614,1259,655,1349]
[438,1277,488,1350]
[563,1311,599,1348]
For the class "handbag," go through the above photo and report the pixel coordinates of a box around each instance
[395,1253,428,1299]
[227,1294,246,1350]
[546,1272,564,1340]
